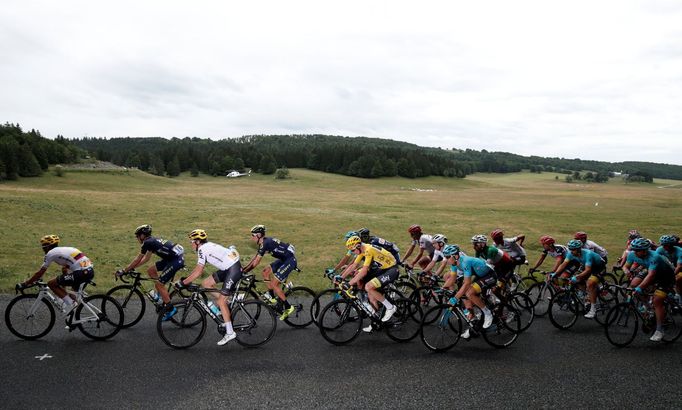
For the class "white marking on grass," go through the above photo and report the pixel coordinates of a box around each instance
[658,184,682,189]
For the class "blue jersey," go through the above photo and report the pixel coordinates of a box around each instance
[565,248,605,272]
[370,236,401,263]
[627,250,675,278]
[257,237,295,261]
[455,254,494,279]
[141,237,183,261]
[655,246,682,266]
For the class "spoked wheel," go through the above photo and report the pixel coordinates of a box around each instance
[156,301,207,349]
[318,299,362,346]
[5,294,56,340]
[549,290,580,330]
[594,286,619,325]
[409,286,444,314]
[662,302,682,343]
[481,303,521,348]
[393,280,417,300]
[526,282,554,317]
[233,300,277,347]
[384,298,423,342]
[515,275,538,293]
[311,288,342,327]
[604,303,639,347]
[420,304,462,352]
[509,292,534,332]
[75,295,124,340]
[106,285,146,329]
[283,286,316,328]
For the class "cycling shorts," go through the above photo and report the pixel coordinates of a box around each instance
[471,273,497,294]
[156,256,185,284]
[271,256,297,282]
[368,266,399,289]
[212,262,243,295]
[57,267,94,290]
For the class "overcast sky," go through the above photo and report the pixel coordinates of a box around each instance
[2,1,681,164]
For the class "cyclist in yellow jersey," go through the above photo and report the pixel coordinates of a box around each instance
[340,236,398,325]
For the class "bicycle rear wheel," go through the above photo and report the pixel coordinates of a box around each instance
[318,299,362,346]
[481,303,520,348]
[509,292,534,332]
[106,285,145,328]
[5,294,56,340]
[385,298,423,342]
[594,286,619,325]
[549,290,580,330]
[604,303,638,347]
[157,301,206,349]
[283,286,316,328]
[75,295,124,340]
[420,304,461,352]
[662,302,682,343]
[526,282,553,317]
[233,300,277,347]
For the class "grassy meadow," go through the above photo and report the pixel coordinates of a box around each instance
[1,168,681,292]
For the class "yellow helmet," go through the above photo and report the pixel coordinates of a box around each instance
[40,234,60,247]
[188,229,208,241]
[345,236,362,250]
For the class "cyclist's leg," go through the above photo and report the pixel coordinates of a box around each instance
[48,277,68,299]
[586,275,599,304]
[270,256,297,304]
[154,257,185,303]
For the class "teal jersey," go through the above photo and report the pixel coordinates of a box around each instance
[628,250,675,277]
[655,246,682,266]
[457,254,494,279]
[565,248,605,272]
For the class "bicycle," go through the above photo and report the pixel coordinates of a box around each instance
[156,281,277,349]
[548,278,618,330]
[106,270,191,328]
[311,270,346,327]
[420,292,522,351]
[604,286,682,347]
[5,280,123,341]
[317,280,423,346]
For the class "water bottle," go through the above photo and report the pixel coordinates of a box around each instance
[148,290,160,304]
[207,300,221,316]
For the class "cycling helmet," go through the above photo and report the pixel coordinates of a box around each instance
[432,234,448,244]
[574,231,588,241]
[539,235,555,246]
[250,225,266,236]
[630,237,650,251]
[442,244,460,257]
[344,230,358,240]
[471,234,487,244]
[567,239,583,250]
[40,234,60,247]
[188,229,208,241]
[346,236,362,250]
[660,235,677,246]
[134,224,152,236]
[628,230,641,240]
[408,224,422,235]
[490,229,504,240]
[357,228,370,242]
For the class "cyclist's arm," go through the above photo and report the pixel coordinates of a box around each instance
[334,254,351,272]
[242,254,262,274]
[529,254,546,271]
[24,267,48,285]
[402,243,417,262]
[554,258,570,275]
[637,268,656,289]
[516,235,526,247]
[576,265,593,281]
[349,265,368,286]
[423,257,437,274]
[125,251,152,272]
[454,276,471,300]
[182,264,205,285]
[435,260,448,277]
[409,249,425,268]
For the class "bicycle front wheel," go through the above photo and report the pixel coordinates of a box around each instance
[385,298,423,342]
[283,286,316,328]
[604,303,638,347]
[420,304,461,352]
[233,300,277,347]
[5,294,56,340]
[549,290,580,330]
[106,285,145,328]
[157,301,207,349]
[311,288,341,327]
[509,291,534,332]
[75,295,124,340]
[526,281,553,317]
[482,303,520,348]
[318,299,362,346]
[662,302,682,343]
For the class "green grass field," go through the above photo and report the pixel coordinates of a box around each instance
[1,168,681,292]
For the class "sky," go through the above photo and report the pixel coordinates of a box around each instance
[2,1,682,164]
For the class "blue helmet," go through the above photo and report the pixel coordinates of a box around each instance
[443,244,460,257]
[660,235,677,246]
[344,231,358,240]
[630,237,651,251]
[567,239,583,250]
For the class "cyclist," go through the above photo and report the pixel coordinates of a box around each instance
[472,234,516,284]
[242,225,297,320]
[330,231,360,275]
[403,224,434,270]
[615,230,642,269]
[490,229,527,266]
[422,234,449,277]
[119,224,185,321]
[624,237,676,342]
[341,236,399,330]
[553,239,607,319]
[574,231,608,264]
[358,228,402,265]
[655,235,682,305]
[529,235,570,274]
[444,244,495,335]
[176,229,242,346]
[19,235,94,312]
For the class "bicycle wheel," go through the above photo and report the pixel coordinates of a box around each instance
[516,275,538,293]
[283,286,316,328]
[481,303,520,348]
[604,303,638,347]
[318,299,362,346]
[5,294,56,340]
[410,286,443,310]
[393,280,417,299]
[420,304,461,352]
[106,285,146,328]
[526,281,553,317]
[157,301,207,349]
[233,300,277,347]
[385,298,423,342]
[509,292,534,332]
[594,286,619,325]
[312,288,342,327]
[74,295,124,340]
[549,290,580,330]
[662,302,682,343]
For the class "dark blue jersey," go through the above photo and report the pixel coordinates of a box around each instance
[257,237,295,260]
[141,237,183,260]
[370,236,401,263]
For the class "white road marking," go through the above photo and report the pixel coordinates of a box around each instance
[35,354,52,361]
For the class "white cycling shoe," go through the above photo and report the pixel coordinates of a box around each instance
[217,332,236,346]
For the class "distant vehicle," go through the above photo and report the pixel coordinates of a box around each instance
[226,170,251,178]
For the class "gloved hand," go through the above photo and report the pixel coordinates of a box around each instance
[549,272,556,279]
[115,269,126,277]
[448,296,458,306]
[570,275,578,284]
[325,268,335,276]
[633,286,643,295]
[15,283,26,292]
[174,280,186,290]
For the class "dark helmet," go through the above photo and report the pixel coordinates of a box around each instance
[250,225,266,236]
[357,228,370,242]
[135,224,152,237]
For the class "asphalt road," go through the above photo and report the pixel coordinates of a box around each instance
[1,295,681,409]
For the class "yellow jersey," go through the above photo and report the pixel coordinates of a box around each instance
[354,244,397,270]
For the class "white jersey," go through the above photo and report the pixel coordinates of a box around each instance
[413,234,435,255]
[196,242,240,271]
[41,247,93,273]
[583,240,607,258]
[498,237,526,259]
